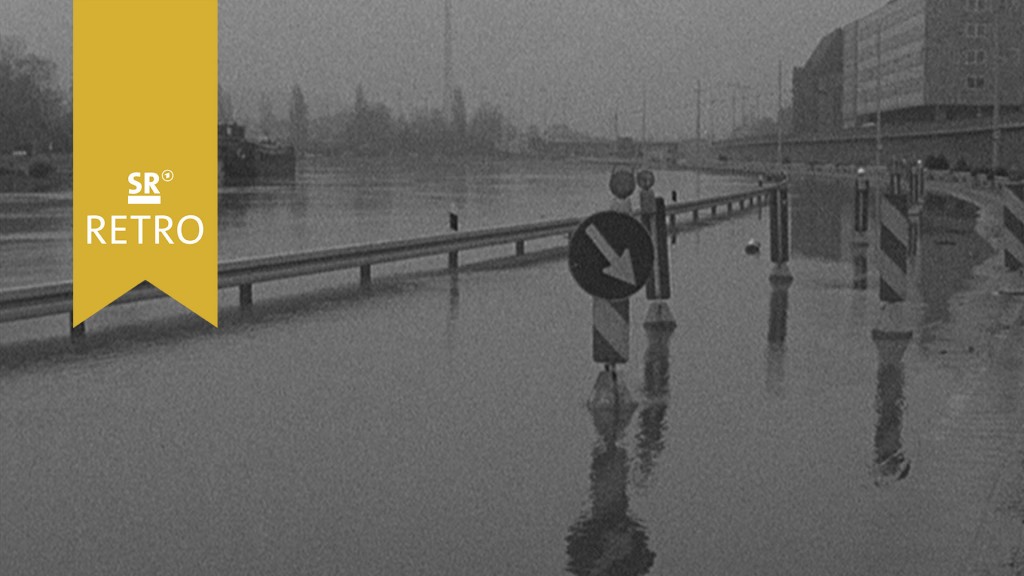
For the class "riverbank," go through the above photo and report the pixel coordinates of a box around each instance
[0,154,72,193]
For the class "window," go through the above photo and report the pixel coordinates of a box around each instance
[964,49,987,64]
[966,75,986,88]
[964,22,989,37]
[964,0,988,11]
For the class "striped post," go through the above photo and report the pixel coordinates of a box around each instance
[875,192,913,342]
[1003,182,1024,271]
[871,192,913,483]
[877,193,909,305]
[769,184,793,283]
[594,298,630,365]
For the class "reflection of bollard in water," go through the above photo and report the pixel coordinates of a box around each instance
[852,242,868,291]
[571,372,654,576]
[765,275,790,395]
[871,332,911,485]
[565,440,656,576]
[636,322,673,486]
[588,369,638,444]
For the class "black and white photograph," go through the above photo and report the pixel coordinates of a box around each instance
[1,0,1023,574]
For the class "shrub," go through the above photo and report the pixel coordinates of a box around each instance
[28,161,54,179]
[923,154,949,170]
[953,157,970,172]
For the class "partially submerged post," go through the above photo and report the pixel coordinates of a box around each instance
[854,167,870,245]
[768,182,794,284]
[448,204,459,270]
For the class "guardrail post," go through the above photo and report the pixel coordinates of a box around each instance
[70,314,85,340]
[515,240,525,256]
[448,207,459,271]
[360,265,372,288]
[239,283,253,309]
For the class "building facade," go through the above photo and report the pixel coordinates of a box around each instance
[792,28,845,133]
[830,0,1024,128]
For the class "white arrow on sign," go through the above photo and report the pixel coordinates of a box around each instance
[585,224,636,286]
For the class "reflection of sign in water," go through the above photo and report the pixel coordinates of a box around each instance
[568,376,655,576]
[569,212,654,300]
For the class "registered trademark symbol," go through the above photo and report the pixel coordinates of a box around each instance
[161,170,174,182]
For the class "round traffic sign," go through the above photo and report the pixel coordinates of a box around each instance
[569,211,654,299]
[609,169,635,199]
[637,169,655,191]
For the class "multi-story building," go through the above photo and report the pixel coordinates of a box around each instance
[794,0,1024,129]
[792,29,845,133]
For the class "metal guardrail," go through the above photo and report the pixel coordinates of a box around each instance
[0,184,780,334]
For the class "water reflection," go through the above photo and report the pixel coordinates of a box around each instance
[765,275,791,395]
[871,334,911,485]
[915,195,993,342]
[567,370,655,576]
[788,178,845,262]
[635,322,674,487]
[852,242,869,291]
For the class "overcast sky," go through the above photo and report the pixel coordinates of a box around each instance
[1,0,883,139]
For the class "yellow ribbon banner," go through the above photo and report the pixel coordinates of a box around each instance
[73,0,218,327]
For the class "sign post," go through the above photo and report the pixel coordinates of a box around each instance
[569,211,654,365]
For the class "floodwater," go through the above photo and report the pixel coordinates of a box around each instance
[1,164,1022,575]
[0,158,755,288]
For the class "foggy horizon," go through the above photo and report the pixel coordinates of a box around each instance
[2,0,885,139]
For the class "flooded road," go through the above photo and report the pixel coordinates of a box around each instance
[0,158,756,288]
[1,173,1022,575]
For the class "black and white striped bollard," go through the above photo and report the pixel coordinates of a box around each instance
[1000,181,1024,295]
[873,192,913,351]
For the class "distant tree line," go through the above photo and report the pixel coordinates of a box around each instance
[223,83,517,158]
[0,35,71,154]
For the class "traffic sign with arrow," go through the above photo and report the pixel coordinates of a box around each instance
[569,211,654,300]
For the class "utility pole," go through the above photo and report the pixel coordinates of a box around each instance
[875,20,883,167]
[731,87,737,137]
[443,0,453,121]
[695,79,702,152]
[641,89,647,147]
[777,59,783,168]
